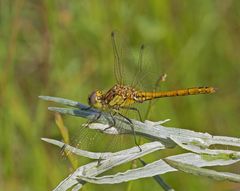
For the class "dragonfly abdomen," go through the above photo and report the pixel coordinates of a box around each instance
[136,87,216,102]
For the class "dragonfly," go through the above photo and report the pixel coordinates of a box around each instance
[87,32,216,150]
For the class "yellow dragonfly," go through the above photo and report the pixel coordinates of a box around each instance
[87,32,216,149]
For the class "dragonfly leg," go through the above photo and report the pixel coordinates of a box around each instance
[120,106,143,122]
[117,112,142,152]
[102,112,117,131]
[85,111,102,127]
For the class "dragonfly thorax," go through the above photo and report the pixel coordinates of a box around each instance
[88,84,139,110]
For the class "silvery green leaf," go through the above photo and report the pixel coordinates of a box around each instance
[41,138,165,160]
[170,135,240,157]
[76,152,240,185]
[43,140,165,191]
[40,96,240,191]
[164,158,240,182]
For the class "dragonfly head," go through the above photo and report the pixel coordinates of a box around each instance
[88,90,104,109]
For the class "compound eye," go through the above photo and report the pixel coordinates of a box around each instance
[88,91,97,106]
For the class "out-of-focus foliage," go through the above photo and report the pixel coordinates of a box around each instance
[1,0,240,190]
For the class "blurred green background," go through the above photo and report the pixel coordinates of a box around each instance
[1,0,240,190]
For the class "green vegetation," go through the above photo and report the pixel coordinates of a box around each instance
[201,153,233,161]
[1,1,240,190]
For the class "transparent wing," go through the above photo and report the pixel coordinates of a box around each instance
[131,44,145,88]
[111,32,124,85]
